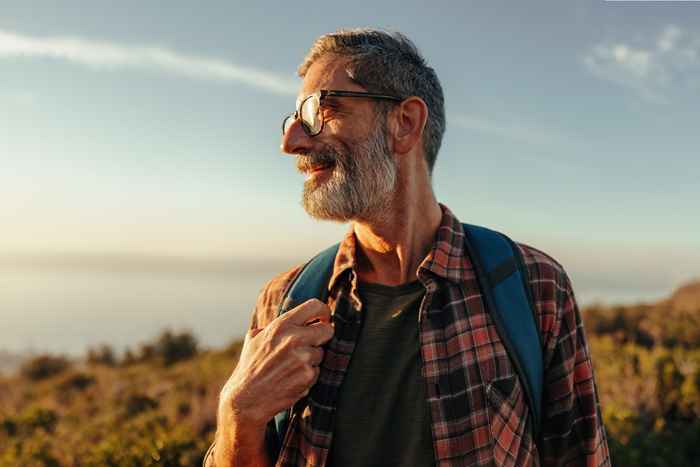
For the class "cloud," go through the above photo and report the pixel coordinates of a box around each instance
[583,25,700,102]
[450,113,572,147]
[0,29,298,96]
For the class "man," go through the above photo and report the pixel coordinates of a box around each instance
[207,29,610,466]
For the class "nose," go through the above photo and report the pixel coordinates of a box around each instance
[281,117,314,156]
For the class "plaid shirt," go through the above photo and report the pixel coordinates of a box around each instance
[206,204,610,467]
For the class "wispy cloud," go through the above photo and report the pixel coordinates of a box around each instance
[0,29,298,96]
[450,113,573,147]
[583,25,700,102]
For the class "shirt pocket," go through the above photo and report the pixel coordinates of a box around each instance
[485,375,537,467]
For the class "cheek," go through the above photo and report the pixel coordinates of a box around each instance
[325,115,373,142]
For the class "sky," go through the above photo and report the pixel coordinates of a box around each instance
[1,1,700,306]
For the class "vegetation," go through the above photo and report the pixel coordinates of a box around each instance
[20,355,71,381]
[584,280,700,466]
[1,281,699,466]
[0,330,233,467]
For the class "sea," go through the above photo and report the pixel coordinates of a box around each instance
[0,265,275,357]
[0,264,673,358]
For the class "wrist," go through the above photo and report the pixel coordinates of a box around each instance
[217,396,269,446]
[214,412,270,467]
[218,390,269,433]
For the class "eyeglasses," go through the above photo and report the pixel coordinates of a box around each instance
[282,89,402,137]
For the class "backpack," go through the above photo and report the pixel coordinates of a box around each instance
[267,223,543,457]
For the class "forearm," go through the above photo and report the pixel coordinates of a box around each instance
[210,413,272,467]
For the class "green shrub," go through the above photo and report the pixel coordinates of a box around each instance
[1,417,18,436]
[20,354,70,381]
[0,437,60,467]
[4,407,60,438]
[125,394,159,418]
[86,344,117,367]
[58,372,96,392]
[23,407,59,434]
[156,330,198,366]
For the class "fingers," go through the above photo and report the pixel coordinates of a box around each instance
[294,346,324,367]
[239,327,262,355]
[293,320,334,347]
[247,327,263,340]
[310,347,324,366]
[283,299,332,326]
[299,365,321,391]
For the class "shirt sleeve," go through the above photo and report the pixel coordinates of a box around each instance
[538,270,611,466]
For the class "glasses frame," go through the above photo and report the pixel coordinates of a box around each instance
[282,89,403,137]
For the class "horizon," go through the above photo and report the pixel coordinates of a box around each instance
[0,255,695,357]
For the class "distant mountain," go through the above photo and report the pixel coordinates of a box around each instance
[583,278,700,350]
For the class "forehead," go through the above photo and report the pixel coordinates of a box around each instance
[297,55,364,103]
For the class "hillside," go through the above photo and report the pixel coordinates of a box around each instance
[582,279,700,466]
[0,280,699,466]
[0,332,239,466]
[664,279,700,312]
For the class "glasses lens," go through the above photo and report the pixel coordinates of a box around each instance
[300,94,322,135]
[282,115,294,135]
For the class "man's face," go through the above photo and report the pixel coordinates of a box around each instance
[281,56,397,222]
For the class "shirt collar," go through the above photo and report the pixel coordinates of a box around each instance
[328,227,358,294]
[326,204,474,301]
[417,203,474,284]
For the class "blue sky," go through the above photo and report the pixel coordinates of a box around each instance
[2,1,699,303]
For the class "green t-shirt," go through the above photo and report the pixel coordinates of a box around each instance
[327,280,435,467]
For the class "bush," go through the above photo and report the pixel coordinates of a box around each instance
[81,417,206,467]
[139,343,157,362]
[22,408,59,434]
[156,330,199,366]
[58,372,96,392]
[20,354,70,381]
[120,330,198,366]
[0,438,60,467]
[125,394,159,417]
[86,344,117,366]
[609,417,700,467]
[1,417,18,436]
[3,407,60,438]
[121,348,138,366]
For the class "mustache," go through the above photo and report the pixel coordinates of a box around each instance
[296,151,338,173]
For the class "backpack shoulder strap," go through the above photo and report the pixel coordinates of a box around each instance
[268,243,340,458]
[277,243,340,316]
[461,223,544,436]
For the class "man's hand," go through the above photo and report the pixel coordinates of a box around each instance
[219,298,334,431]
[212,299,333,466]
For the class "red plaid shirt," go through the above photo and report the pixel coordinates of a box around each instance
[207,204,610,466]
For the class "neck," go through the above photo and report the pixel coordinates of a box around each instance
[352,165,442,286]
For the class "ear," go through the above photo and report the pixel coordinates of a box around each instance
[390,96,429,156]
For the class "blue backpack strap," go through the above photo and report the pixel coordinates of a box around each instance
[279,243,340,315]
[461,223,543,436]
[268,243,340,458]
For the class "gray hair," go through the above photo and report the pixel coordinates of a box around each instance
[298,28,446,174]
